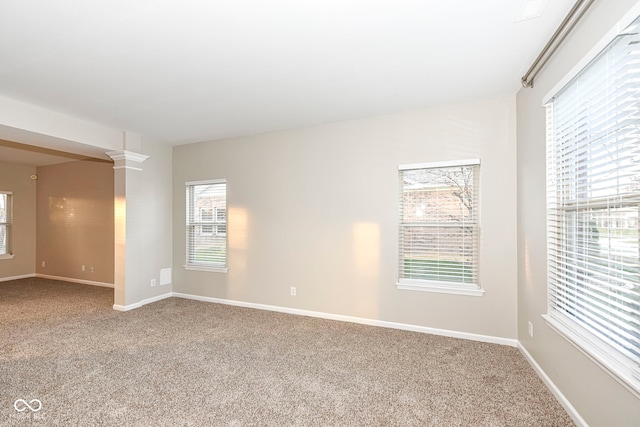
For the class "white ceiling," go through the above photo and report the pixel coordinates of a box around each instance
[0,0,575,147]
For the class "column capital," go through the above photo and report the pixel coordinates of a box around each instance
[106,150,149,171]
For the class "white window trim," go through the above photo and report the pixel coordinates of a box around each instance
[0,191,12,258]
[399,158,481,171]
[543,7,640,397]
[397,279,484,296]
[183,264,228,273]
[542,1,640,106]
[397,159,483,296]
[184,179,227,273]
[543,314,640,399]
[186,179,225,186]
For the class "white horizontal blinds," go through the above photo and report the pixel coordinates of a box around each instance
[399,162,480,286]
[0,192,11,255]
[215,207,227,235]
[547,17,640,367]
[186,181,227,267]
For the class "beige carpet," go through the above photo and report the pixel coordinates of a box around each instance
[0,278,574,426]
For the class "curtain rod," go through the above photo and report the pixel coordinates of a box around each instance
[521,0,596,88]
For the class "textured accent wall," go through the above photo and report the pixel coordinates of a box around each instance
[36,160,114,284]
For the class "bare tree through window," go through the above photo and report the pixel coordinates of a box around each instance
[399,162,479,287]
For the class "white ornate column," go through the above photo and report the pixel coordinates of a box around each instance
[106,150,149,310]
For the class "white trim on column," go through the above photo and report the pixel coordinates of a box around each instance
[112,292,172,311]
[106,150,149,171]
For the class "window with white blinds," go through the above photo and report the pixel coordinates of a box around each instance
[0,192,12,257]
[397,160,482,296]
[545,15,640,394]
[185,180,227,272]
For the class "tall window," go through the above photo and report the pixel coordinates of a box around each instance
[0,192,12,258]
[545,15,640,394]
[397,160,482,296]
[185,180,227,272]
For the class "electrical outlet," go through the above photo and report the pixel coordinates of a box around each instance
[41,261,45,268]
[528,321,534,338]
[151,279,157,287]
[90,267,94,273]
[290,287,296,296]
[82,265,85,272]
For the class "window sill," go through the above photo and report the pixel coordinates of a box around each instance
[543,313,640,398]
[183,264,228,273]
[0,254,15,260]
[396,280,484,297]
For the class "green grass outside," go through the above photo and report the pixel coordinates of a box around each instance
[403,258,473,283]
[193,247,226,263]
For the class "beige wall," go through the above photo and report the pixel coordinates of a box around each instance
[516,0,640,426]
[173,95,518,340]
[0,162,36,279]
[36,160,114,284]
[120,138,174,306]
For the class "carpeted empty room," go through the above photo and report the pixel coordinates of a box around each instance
[0,278,573,426]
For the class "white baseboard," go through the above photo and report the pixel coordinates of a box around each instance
[140,292,173,306]
[113,303,138,312]
[171,292,518,347]
[36,274,114,288]
[113,292,172,311]
[518,342,588,427]
[0,273,36,282]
